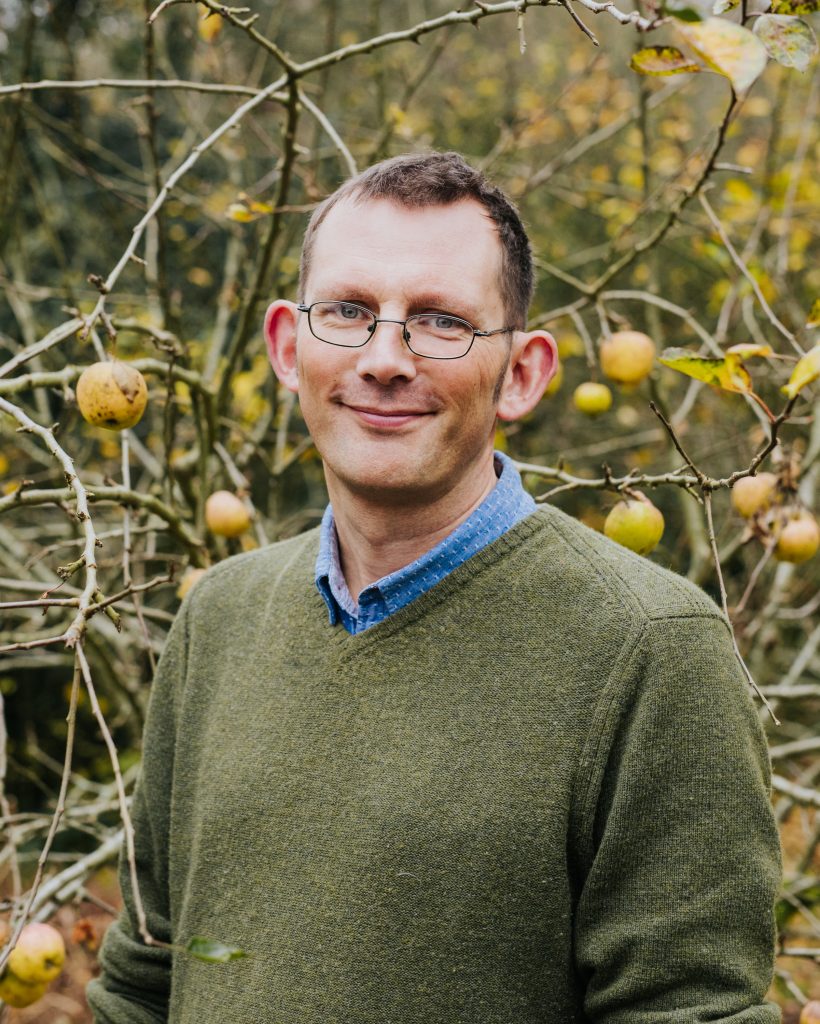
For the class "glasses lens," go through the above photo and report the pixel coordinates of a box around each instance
[309,301,375,347]
[405,313,474,359]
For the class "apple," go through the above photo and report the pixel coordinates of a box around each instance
[604,493,665,556]
[205,490,252,537]
[177,567,207,599]
[774,511,819,564]
[731,473,777,518]
[799,1000,820,1024]
[76,360,148,431]
[0,971,48,1009]
[6,922,65,985]
[599,330,655,385]
[573,381,613,415]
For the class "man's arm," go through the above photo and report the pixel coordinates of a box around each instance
[573,612,782,1023]
[87,597,191,1023]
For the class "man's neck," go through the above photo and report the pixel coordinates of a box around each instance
[327,457,499,601]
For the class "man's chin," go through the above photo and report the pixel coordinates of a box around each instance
[325,455,444,507]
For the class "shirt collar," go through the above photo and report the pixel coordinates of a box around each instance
[315,450,534,628]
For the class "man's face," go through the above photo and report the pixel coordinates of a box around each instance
[276,197,517,507]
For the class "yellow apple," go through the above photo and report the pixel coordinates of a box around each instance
[0,971,48,1008]
[599,330,655,385]
[205,490,252,538]
[76,360,148,431]
[604,494,665,556]
[774,511,819,564]
[731,473,777,518]
[573,381,613,415]
[177,567,208,599]
[6,921,65,984]
[799,1000,820,1024]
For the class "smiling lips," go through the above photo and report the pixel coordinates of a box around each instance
[346,404,433,428]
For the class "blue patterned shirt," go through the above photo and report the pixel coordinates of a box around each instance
[315,451,536,634]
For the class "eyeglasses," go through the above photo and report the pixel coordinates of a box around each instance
[296,300,514,360]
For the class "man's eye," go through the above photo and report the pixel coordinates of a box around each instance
[339,304,361,320]
[417,313,460,332]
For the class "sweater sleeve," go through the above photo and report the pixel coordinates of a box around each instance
[573,612,782,1024]
[86,597,190,1023]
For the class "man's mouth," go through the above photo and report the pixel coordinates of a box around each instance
[345,404,433,428]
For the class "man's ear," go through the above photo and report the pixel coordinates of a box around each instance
[496,329,558,422]
[264,300,300,394]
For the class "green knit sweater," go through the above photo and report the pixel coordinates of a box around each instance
[87,506,781,1023]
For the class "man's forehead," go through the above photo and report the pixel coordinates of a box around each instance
[305,196,504,302]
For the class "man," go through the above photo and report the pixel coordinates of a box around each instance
[88,152,781,1023]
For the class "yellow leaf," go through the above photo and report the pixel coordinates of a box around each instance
[630,46,702,74]
[806,299,820,328]
[226,196,274,222]
[197,5,223,43]
[659,347,753,393]
[678,18,768,93]
[248,199,274,215]
[781,343,820,399]
[770,0,818,13]
[225,203,255,223]
[725,343,774,359]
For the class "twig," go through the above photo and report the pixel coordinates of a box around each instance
[216,80,301,410]
[699,191,801,355]
[75,643,154,946]
[0,77,268,98]
[0,396,99,648]
[0,655,80,975]
[649,401,707,486]
[298,90,357,177]
[702,491,778,723]
[733,538,776,616]
[0,483,206,562]
[587,94,740,296]
[558,0,599,44]
[0,692,22,899]
[771,775,820,808]
[0,318,83,379]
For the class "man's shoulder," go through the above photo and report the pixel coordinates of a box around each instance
[519,504,726,629]
[186,525,321,607]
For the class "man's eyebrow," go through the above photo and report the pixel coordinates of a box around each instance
[311,286,483,322]
[409,294,481,320]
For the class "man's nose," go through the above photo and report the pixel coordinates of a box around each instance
[354,320,418,384]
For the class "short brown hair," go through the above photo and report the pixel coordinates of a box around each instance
[299,152,533,329]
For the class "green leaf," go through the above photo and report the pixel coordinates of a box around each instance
[753,14,818,71]
[630,46,702,74]
[678,18,768,93]
[770,0,819,13]
[781,343,820,399]
[806,298,820,328]
[186,936,247,964]
[659,347,753,393]
[665,0,714,19]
